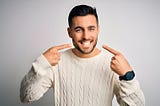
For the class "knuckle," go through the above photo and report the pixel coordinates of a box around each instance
[111,61,114,64]
[51,48,57,52]
[118,52,123,56]
[114,55,119,59]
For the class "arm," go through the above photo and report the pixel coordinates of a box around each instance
[20,44,71,103]
[20,55,55,103]
[114,74,145,106]
[103,45,145,105]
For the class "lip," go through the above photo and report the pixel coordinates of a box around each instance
[81,40,90,44]
[78,40,93,48]
[79,40,93,44]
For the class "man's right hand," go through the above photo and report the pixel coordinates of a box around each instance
[43,44,72,66]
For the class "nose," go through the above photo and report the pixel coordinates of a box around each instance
[83,30,90,39]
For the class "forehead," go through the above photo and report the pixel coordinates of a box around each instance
[72,15,97,27]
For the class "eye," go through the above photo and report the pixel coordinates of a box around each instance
[75,28,82,32]
[88,27,95,31]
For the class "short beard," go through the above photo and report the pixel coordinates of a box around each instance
[72,38,98,54]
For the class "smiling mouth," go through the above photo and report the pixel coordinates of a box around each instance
[80,40,93,48]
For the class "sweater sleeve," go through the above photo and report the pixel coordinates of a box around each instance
[20,55,56,103]
[113,74,145,106]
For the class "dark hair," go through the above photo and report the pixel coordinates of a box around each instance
[68,5,99,27]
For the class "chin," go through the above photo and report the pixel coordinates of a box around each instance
[78,46,96,54]
[81,49,93,54]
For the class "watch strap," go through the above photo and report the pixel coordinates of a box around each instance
[119,70,135,81]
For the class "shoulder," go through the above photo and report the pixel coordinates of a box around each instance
[100,50,114,63]
[100,50,116,74]
[60,48,73,58]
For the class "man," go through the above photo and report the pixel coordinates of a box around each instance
[20,5,145,106]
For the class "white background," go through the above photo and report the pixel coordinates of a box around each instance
[0,0,160,106]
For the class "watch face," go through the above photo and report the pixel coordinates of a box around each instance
[119,71,135,81]
[126,72,134,80]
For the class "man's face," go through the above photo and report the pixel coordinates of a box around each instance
[68,14,99,54]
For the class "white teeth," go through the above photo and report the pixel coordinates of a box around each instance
[82,41,90,48]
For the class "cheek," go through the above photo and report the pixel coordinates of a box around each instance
[91,32,98,39]
[72,33,82,40]
[72,35,80,42]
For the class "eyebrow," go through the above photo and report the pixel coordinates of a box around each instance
[74,26,83,30]
[74,25,96,30]
[88,26,96,28]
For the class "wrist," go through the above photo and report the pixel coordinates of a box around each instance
[119,70,135,81]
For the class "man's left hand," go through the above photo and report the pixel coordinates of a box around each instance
[102,45,132,76]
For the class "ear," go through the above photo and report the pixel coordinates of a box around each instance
[67,27,72,38]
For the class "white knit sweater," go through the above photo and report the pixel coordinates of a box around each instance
[20,49,145,106]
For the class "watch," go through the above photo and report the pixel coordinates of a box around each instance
[119,70,135,81]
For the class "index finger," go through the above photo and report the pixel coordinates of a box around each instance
[102,45,120,55]
[54,44,72,50]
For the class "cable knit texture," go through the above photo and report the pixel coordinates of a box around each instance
[20,49,145,106]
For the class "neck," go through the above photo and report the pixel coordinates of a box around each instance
[72,48,101,58]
